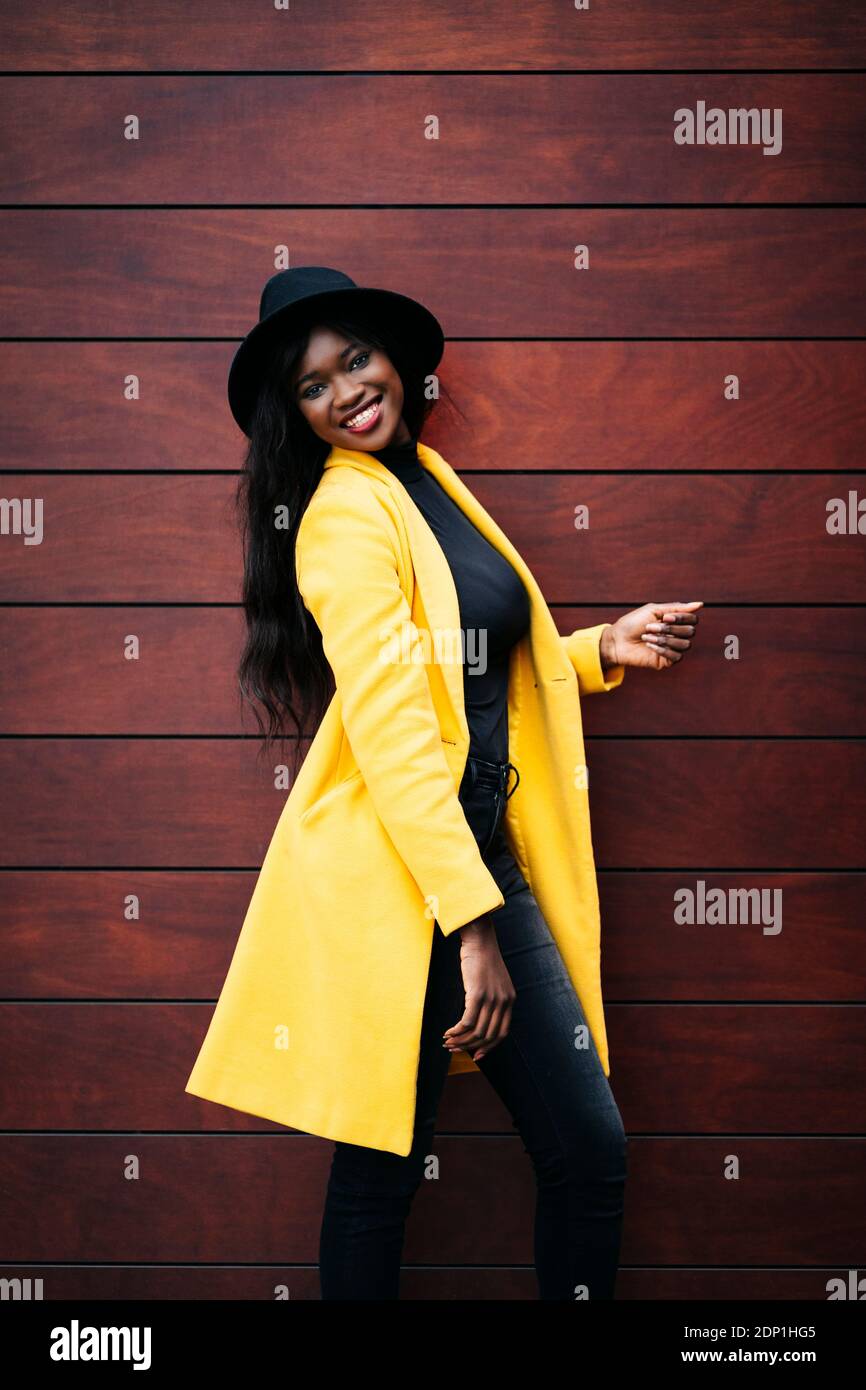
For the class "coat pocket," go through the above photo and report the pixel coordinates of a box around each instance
[299,769,364,828]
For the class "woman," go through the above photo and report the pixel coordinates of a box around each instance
[185,266,702,1301]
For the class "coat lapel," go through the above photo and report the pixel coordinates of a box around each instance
[414,442,572,685]
[322,441,570,741]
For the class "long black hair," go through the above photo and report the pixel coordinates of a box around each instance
[234,313,460,778]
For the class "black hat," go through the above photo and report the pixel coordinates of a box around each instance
[227,265,445,437]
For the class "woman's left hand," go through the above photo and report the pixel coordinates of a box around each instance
[603,600,703,671]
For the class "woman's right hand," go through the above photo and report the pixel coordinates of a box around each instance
[442,917,516,1062]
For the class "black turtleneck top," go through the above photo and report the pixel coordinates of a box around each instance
[371,436,531,767]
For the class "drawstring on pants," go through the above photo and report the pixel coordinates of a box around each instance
[460,755,520,857]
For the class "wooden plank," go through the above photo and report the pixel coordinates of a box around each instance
[1,607,864,736]
[2,342,864,473]
[0,1264,849,1300]
[0,1136,862,1264]
[3,76,865,203]
[3,871,861,1005]
[2,210,864,337]
[3,1,864,71]
[1,1003,863,1133]
[0,739,863,867]
[2,474,865,601]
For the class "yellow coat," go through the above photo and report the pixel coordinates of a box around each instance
[184,441,625,1156]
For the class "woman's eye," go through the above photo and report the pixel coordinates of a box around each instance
[301,352,369,399]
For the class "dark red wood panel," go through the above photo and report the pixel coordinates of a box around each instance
[0,1136,862,1265]
[3,76,865,204]
[2,607,864,736]
[2,1,863,71]
[599,873,866,1000]
[1,1003,863,1133]
[2,475,864,602]
[0,871,257,998]
[2,210,865,337]
[0,609,251,735]
[2,342,864,475]
[0,740,863,868]
[0,739,863,868]
[3,870,862,1005]
[0,1264,850,1301]
[589,740,866,867]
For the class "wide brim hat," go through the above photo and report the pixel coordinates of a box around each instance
[227,265,446,437]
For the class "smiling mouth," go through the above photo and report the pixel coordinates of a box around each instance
[341,395,383,431]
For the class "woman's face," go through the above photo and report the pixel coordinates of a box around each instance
[289,325,411,451]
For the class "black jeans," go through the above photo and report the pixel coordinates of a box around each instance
[318,754,628,1300]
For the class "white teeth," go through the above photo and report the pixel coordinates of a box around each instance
[344,398,380,428]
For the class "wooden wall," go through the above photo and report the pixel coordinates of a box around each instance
[1,1,865,1300]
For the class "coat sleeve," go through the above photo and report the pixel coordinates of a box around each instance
[294,484,506,936]
[561,623,626,695]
